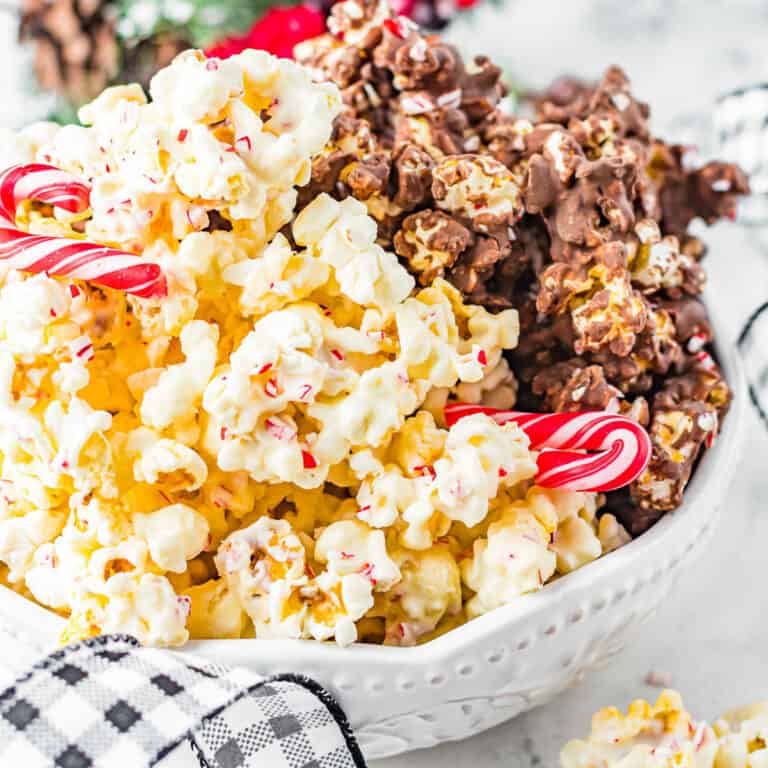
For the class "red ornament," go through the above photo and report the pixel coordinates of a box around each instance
[206,4,326,60]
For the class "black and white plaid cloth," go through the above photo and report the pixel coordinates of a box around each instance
[0,635,366,768]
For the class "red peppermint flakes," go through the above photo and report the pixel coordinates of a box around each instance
[383,17,406,38]
[302,450,318,470]
[413,464,437,481]
[264,378,279,398]
[359,562,378,585]
[265,417,295,441]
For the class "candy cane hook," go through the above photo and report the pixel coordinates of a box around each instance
[445,403,651,492]
[0,164,167,298]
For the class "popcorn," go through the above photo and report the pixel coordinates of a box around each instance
[631,219,705,294]
[214,517,397,645]
[431,413,536,527]
[133,504,209,573]
[378,546,462,646]
[561,691,768,768]
[355,412,537,550]
[292,194,415,311]
[461,491,556,618]
[64,572,191,647]
[129,431,208,492]
[0,44,624,650]
[432,154,524,231]
[462,487,601,618]
[630,367,730,527]
[714,703,768,768]
[140,320,218,432]
[315,519,401,592]
[205,201,517,491]
[183,579,246,640]
[222,233,330,317]
[395,210,473,285]
[561,690,719,767]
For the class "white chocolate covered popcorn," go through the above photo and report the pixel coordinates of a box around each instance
[214,517,398,645]
[561,691,768,768]
[355,412,537,550]
[462,487,601,618]
[379,546,462,646]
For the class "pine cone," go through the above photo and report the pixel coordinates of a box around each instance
[20,0,119,103]
[120,33,191,92]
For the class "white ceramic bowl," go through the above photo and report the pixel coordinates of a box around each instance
[0,310,745,761]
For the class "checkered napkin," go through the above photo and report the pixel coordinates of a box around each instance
[0,634,366,768]
[714,84,768,427]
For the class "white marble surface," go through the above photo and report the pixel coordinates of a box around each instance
[1,2,767,766]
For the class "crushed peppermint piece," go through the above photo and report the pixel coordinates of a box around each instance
[409,38,427,61]
[644,670,673,688]
[382,17,406,38]
[264,378,279,398]
[400,94,434,115]
[436,88,462,110]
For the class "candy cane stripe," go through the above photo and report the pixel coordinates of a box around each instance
[0,163,166,298]
[444,403,651,492]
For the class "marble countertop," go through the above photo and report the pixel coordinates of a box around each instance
[1,1,767,765]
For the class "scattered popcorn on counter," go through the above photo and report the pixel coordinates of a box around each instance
[561,691,768,768]
[0,45,631,649]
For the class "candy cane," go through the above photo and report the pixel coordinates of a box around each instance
[445,403,651,492]
[0,164,167,298]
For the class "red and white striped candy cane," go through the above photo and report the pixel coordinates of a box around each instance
[445,403,651,492]
[0,164,166,298]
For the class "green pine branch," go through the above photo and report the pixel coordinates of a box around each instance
[115,0,297,49]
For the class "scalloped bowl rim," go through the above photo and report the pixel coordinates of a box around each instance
[0,298,747,670]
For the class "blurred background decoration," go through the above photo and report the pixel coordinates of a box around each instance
[11,0,483,121]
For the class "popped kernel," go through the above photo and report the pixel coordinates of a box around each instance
[561,690,768,768]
